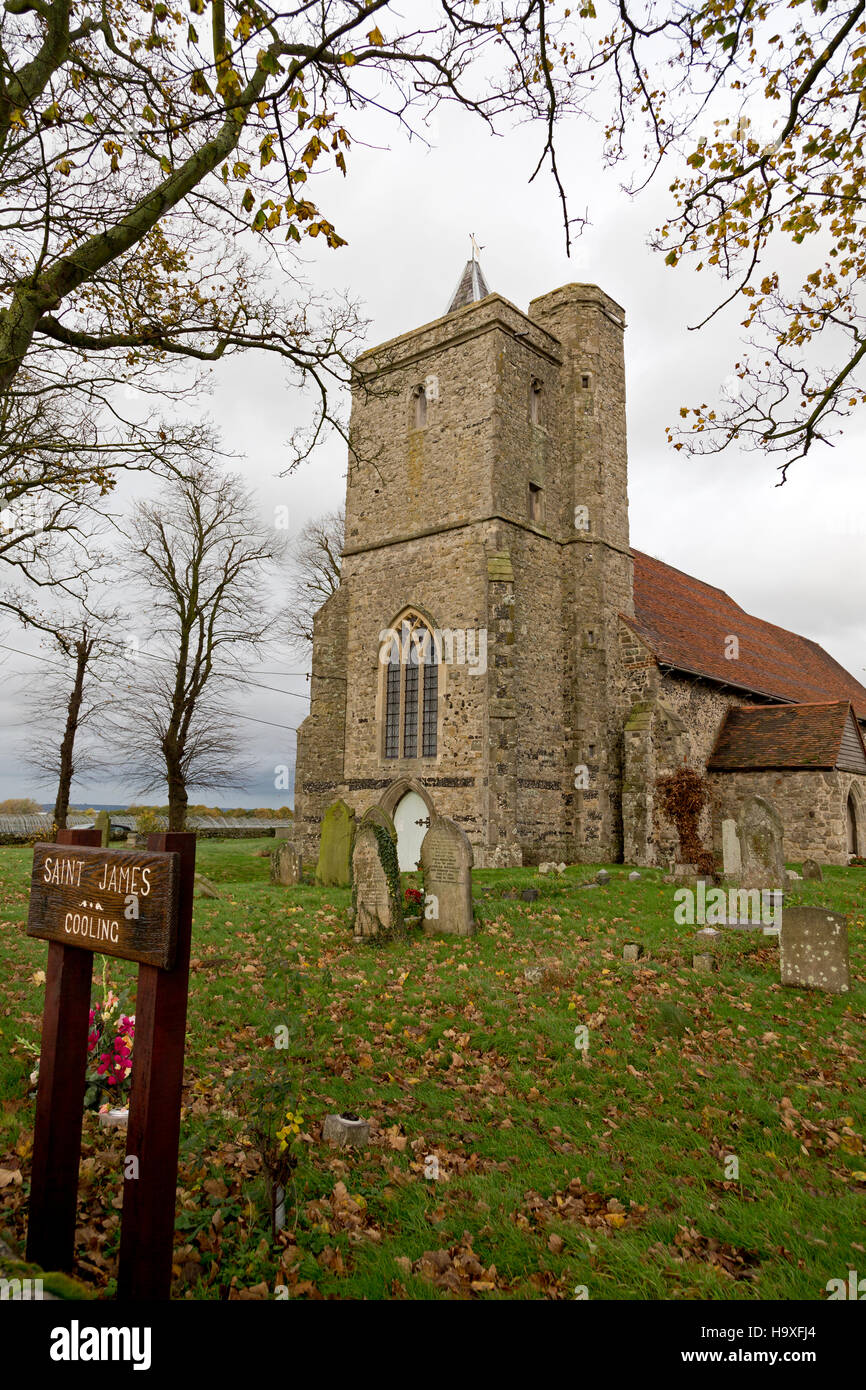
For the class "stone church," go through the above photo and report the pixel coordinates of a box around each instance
[292,257,866,871]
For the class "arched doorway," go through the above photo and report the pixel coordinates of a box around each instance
[847,792,859,858]
[393,790,430,872]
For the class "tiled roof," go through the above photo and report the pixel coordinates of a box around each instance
[446,257,491,314]
[627,550,866,720]
[707,701,858,769]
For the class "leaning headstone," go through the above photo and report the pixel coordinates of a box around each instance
[721,818,742,878]
[271,841,302,886]
[596,869,610,885]
[780,907,849,994]
[95,810,111,848]
[316,799,355,887]
[420,817,474,936]
[193,873,220,899]
[351,820,403,941]
[801,859,823,882]
[358,804,397,842]
[737,796,785,890]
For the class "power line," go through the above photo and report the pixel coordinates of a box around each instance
[0,642,301,732]
[0,638,310,702]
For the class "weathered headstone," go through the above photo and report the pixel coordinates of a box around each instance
[351,821,403,941]
[721,818,741,878]
[358,804,397,841]
[420,817,474,936]
[596,869,610,885]
[780,907,849,994]
[274,827,294,841]
[801,858,823,882]
[737,796,785,889]
[95,810,111,848]
[271,842,302,886]
[622,942,643,961]
[316,799,355,887]
[693,952,716,973]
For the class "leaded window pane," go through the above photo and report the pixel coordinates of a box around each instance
[403,662,419,758]
[385,659,400,758]
[422,649,438,757]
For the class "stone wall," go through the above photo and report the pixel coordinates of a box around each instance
[709,767,866,866]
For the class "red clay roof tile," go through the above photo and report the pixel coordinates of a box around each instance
[707,700,854,769]
[627,550,866,720]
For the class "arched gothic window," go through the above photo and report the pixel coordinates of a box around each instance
[381,612,439,760]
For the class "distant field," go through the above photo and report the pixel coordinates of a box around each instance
[1,838,864,1300]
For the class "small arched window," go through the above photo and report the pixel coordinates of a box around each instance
[381,612,439,759]
[411,383,428,429]
[530,376,544,427]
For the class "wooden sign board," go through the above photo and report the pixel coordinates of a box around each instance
[26,843,179,970]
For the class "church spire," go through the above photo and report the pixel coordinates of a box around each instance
[445,234,491,313]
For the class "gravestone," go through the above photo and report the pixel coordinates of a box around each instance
[802,858,823,882]
[95,810,111,848]
[274,827,293,841]
[737,796,785,889]
[358,804,397,842]
[721,818,742,877]
[351,821,403,941]
[420,817,474,936]
[271,842,302,887]
[316,800,355,887]
[780,906,849,994]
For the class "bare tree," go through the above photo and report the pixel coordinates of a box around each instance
[0,1,572,477]
[122,464,284,829]
[286,507,343,649]
[20,613,122,828]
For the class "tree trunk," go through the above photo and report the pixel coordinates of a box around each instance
[166,768,188,832]
[52,639,90,831]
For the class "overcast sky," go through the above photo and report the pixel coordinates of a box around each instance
[2,77,863,808]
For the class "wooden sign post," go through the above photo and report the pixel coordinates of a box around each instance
[25,827,195,1300]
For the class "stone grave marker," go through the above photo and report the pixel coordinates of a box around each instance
[95,810,111,848]
[420,817,474,936]
[780,906,849,994]
[271,841,302,886]
[351,821,403,941]
[274,827,293,841]
[737,796,785,889]
[316,799,355,887]
[721,818,741,877]
[802,858,823,881]
[358,804,397,841]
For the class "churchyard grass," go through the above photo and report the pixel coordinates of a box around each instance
[1,838,863,1300]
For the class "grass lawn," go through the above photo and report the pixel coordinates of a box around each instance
[1,838,864,1300]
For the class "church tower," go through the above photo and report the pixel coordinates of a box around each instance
[293,254,633,867]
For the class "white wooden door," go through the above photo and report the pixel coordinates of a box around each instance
[394,792,429,872]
